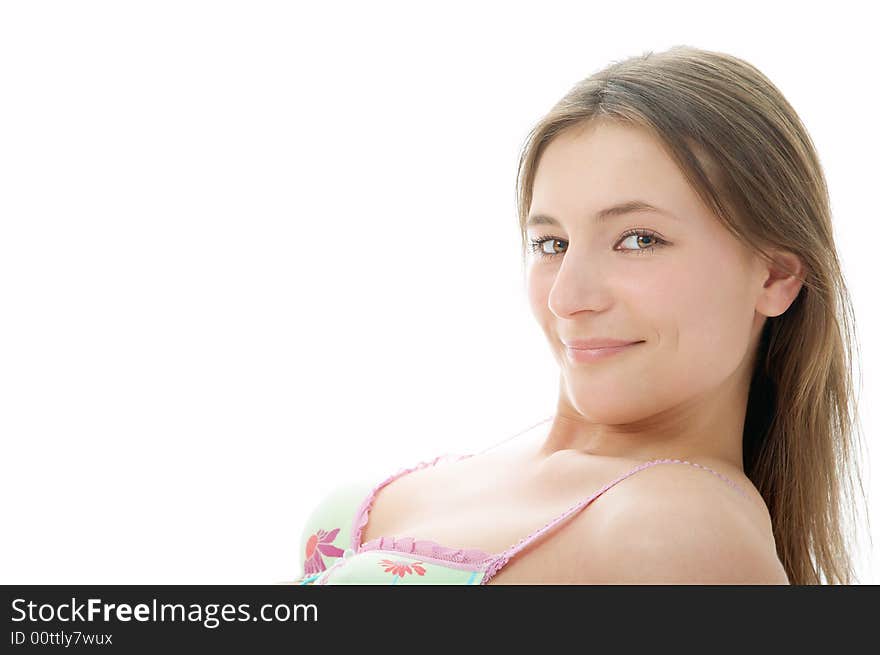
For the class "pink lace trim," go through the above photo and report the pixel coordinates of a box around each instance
[359,536,493,570]
[481,555,509,584]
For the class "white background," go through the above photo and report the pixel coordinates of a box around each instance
[0,1,876,584]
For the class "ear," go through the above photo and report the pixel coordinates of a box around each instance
[755,249,805,318]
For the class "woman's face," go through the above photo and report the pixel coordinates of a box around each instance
[525,120,768,426]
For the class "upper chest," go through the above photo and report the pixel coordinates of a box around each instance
[358,448,774,584]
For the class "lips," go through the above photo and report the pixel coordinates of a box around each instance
[562,338,643,350]
[564,340,642,364]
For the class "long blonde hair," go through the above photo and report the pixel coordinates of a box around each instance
[515,46,870,584]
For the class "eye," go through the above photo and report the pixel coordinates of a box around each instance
[527,229,667,261]
[617,230,665,254]
[527,236,567,259]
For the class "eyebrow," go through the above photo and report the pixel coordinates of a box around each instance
[526,200,677,228]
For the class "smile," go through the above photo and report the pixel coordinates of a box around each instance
[564,341,643,364]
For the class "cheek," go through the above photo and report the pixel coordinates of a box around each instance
[666,252,756,383]
[525,266,554,321]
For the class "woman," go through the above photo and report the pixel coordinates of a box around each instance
[293,45,868,585]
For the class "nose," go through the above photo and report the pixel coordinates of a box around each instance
[546,248,611,318]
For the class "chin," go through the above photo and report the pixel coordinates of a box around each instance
[564,398,642,424]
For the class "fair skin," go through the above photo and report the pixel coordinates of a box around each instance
[360,119,801,584]
[525,119,804,471]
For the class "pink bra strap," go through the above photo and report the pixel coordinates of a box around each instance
[481,458,753,583]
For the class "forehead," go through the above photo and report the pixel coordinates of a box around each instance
[530,121,699,222]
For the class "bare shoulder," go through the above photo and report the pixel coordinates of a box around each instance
[569,461,789,585]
